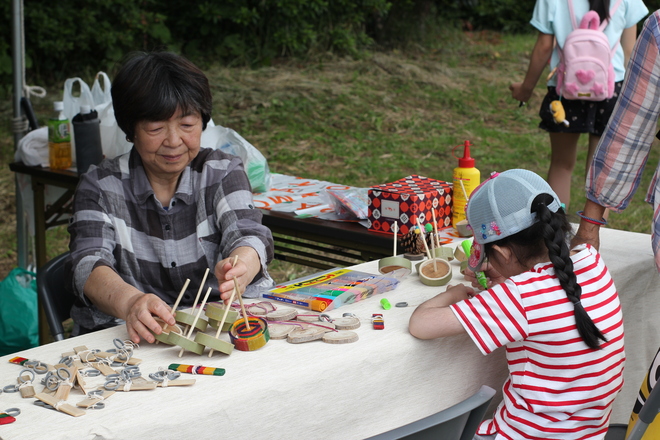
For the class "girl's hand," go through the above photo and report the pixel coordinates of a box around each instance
[463,261,505,289]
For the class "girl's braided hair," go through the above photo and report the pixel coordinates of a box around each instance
[484,193,607,350]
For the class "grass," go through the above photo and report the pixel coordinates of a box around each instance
[0,26,657,282]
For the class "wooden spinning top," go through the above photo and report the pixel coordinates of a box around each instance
[229,317,270,351]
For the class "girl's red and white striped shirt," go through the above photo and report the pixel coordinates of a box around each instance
[451,244,625,440]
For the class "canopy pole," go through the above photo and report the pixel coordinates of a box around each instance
[12,0,28,270]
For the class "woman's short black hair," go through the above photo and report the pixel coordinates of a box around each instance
[111,51,212,142]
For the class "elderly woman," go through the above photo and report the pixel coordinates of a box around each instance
[67,51,274,343]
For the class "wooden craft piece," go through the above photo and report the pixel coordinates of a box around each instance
[286,326,326,344]
[265,308,298,322]
[234,278,252,331]
[168,364,225,376]
[174,274,208,333]
[229,317,270,351]
[171,277,193,316]
[34,393,85,417]
[113,379,158,391]
[205,303,238,329]
[207,318,234,332]
[246,302,276,316]
[18,373,35,398]
[155,379,196,387]
[207,283,238,357]
[194,332,234,356]
[331,317,361,330]
[267,323,296,339]
[417,258,452,287]
[323,330,359,344]
[76,390,115,408]
[303,321,336,332]
[74,346,97,362]
[53,365,77,401]
[169,332,205,355]
[176,286,214,357]
[175,310,208,333]
[75,370,91,396]
[296,314,322,323]
[151,317,182,345]
[90,362,117,376]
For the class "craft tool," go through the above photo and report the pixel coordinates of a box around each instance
[206,283,238,357]
[230,316,270,351]
[172,287,213,357]
[461,239,488,290]
[168,364,226,376]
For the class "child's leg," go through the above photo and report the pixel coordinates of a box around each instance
[548,132,581,208]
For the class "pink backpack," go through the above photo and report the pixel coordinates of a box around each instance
[556,0,623,101]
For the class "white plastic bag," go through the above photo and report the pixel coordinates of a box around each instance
[96,100,132,159]
[91,72,112,108]
[63,77,95,121]
[201,125,271,193]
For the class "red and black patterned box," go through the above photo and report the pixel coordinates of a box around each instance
[367,175,452,235]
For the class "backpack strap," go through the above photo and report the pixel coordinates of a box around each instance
[599,0,624,32]
[567,0,625,31]
[567,0,579,30]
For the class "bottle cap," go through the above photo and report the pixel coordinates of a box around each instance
[458,140,475,168]
[53,101,64,111]
[80,105,91,114]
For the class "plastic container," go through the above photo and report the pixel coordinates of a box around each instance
[47,101,72,170]
[452,140,480,228]
[72,104,103,174]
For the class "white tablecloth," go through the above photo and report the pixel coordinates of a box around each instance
[0,226,657,439]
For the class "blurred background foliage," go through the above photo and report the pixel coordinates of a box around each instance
[3,0,658,92]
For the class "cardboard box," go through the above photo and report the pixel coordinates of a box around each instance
[367,175,452,235]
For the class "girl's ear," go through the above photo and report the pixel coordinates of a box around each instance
[490,245,513,265]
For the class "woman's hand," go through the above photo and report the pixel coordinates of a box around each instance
[123,293,176,344]
[463,261,505,289]
[215,247,262,303]
[83,265,176,344]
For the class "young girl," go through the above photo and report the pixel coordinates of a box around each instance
[409,169,625,440]
[509,0,647,208]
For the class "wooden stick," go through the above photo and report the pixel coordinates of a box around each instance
[459,178,469,202]
[208,287,237,357]
[178,287,213,358]
[393,221,398,256]
[171,278,192,315]
[432,209,440,249]
[416,218,436,271]
[234,278,251,330]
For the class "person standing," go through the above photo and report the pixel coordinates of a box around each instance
[510,0,648,209]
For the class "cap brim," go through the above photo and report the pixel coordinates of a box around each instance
[467,241,486,272]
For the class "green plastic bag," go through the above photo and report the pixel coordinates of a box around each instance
[0,268,38,356]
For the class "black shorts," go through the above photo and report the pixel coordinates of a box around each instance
[538,81,622,136]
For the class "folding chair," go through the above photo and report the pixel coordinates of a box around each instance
[36,252,74,341]
[366,385,496,440]
[606,348,660,440]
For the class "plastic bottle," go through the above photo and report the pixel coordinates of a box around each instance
[47,101,72,169]
[72,104,103,174]
[452,140,480,228]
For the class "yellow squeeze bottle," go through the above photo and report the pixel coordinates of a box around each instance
[452,140,480,228]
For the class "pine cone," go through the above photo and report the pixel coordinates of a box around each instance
[398,228,426,254]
